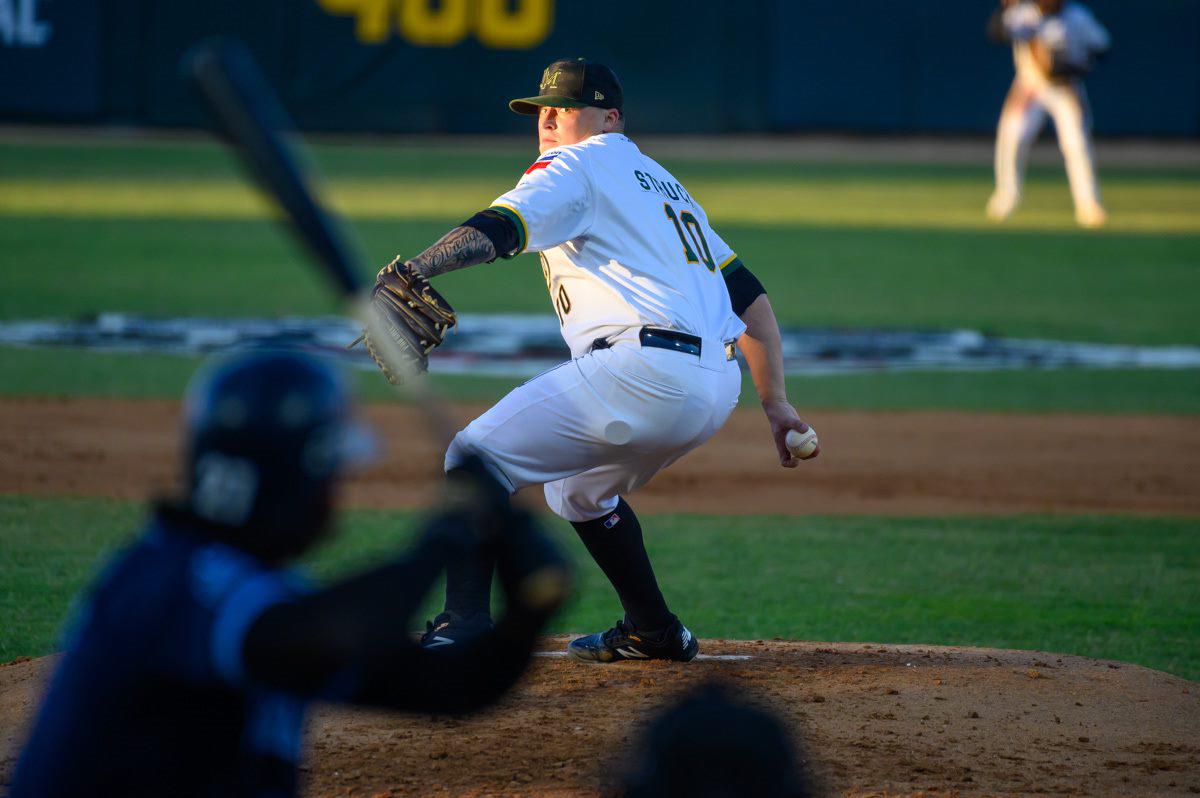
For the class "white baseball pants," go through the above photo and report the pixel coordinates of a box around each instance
[445,341,742,522]
[993,77,1102,215]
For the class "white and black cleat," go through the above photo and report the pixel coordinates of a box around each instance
[567,617,699,663]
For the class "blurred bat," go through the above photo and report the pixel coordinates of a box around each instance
[183,38,456,448]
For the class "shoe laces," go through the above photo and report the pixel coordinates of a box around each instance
[601,619,639,646]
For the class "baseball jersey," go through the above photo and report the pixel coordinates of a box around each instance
[1006,2,1109,84]
[10,512,309,798]
[1041,3,1109,73]
[489,133,747,360]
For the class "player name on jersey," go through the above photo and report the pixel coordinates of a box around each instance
[633,169,694,206]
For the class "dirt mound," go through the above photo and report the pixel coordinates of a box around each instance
[2,397,1198,515]
[3,641,1197,797]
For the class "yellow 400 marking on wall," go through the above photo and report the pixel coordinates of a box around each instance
[316,0,554,49]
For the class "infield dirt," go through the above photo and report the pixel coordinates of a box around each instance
[2,397,1198,516]
[2,641,1198,796]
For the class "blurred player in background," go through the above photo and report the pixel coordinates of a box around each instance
[986,0,1111,228]
[10,350,568,798]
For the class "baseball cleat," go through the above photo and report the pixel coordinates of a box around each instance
[420,610,493,649]
[567,617,699,663]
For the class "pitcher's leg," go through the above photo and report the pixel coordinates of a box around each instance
[434,358,614,636]
[566,494,698,664]
[570,497,673,632]
[546,452,703,634]
[546,461,672,631]
[441,461,499,622]
[549,361,738,664]
[424,458,502,641]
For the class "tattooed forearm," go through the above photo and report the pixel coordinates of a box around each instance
[406,226,497,279]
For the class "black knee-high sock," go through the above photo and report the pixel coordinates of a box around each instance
[443,547,495,620]
[571,498,673,633]
[442,462,497,620]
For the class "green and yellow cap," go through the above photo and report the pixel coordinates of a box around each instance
[509,58,624,116]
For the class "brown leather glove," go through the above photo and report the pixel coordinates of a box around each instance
[354,257,456,384]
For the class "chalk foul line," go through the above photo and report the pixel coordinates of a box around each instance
[533,651,751,661]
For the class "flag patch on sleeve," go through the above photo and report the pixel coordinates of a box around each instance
[524,153,559,174]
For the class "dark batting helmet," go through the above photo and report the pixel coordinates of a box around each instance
[183,349,374,561]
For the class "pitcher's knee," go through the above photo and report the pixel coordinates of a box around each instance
[443,430,475,473]
[544,482,618,523]
[444,429,519,494]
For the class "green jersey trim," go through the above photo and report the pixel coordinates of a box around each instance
[488,204,528,257]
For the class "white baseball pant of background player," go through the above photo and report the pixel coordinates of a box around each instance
[988,0,1111,228]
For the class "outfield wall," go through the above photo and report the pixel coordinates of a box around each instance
[1,0,1197,136]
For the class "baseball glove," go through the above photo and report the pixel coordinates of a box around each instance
[352,257,456,384]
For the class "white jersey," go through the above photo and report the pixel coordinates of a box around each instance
[490,133,746,362]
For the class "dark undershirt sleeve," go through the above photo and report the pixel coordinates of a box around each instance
[462,209,521,260]
[722,258,766,317]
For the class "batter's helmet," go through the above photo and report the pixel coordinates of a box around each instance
[183,349,374,560]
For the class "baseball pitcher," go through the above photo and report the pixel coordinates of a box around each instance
[986,0,1111,228]
[362,58,817,664]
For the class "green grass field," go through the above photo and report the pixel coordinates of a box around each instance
[3,346,1200,413]
[1,134,1197,681]
[3,496,1197,679]
[2,138,1199,343]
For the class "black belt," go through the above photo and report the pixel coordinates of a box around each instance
[639,327,703,356]
[591,327,734,360]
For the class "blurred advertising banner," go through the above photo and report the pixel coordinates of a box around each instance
[312,0,556,48]
[0,0,1196,136]
[0,0,101,115]
[131,0,763,133]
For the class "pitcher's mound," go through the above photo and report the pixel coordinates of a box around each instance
[3,640,1198,796]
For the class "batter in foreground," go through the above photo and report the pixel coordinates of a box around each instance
[10,351,567,797]
[388,58,818,663]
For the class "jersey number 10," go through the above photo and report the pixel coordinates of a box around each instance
[540,253,571,325]
[663,203,716,272]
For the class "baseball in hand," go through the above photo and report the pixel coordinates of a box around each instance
[785,427,819,459]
